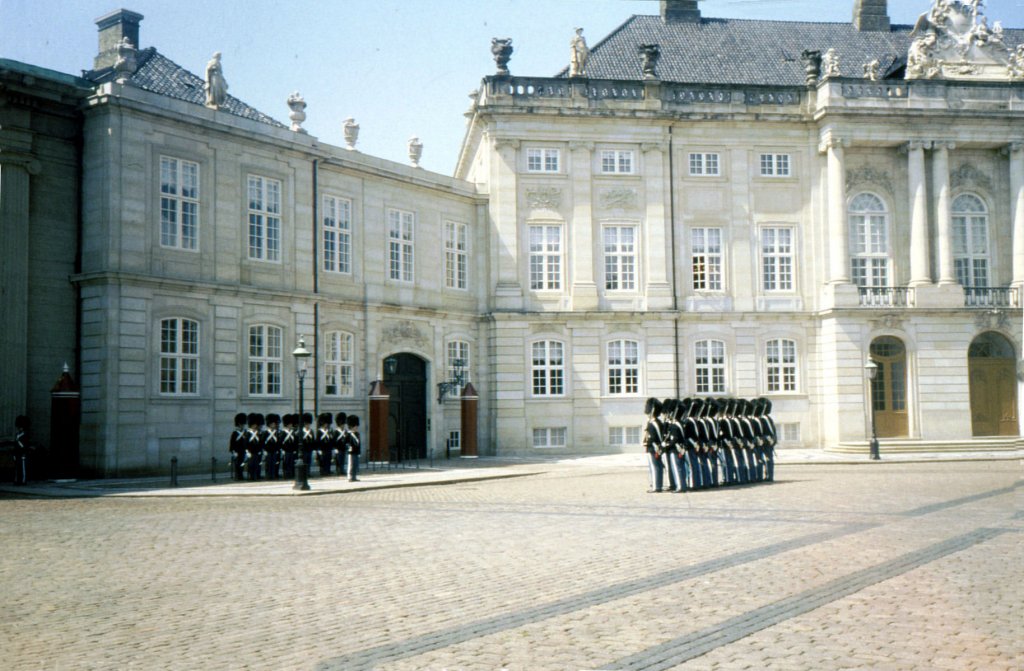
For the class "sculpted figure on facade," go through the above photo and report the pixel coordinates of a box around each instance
[907,33,940,79]
[204,51,228,108]
[638,44,660,80]
[863,59,880,81]
[343,117,360,150]
[906,0,1014,81]
[408,136,423,167]
[113,37,137,83]
[569,28,588,77]
[822,48,841,79]
[1009,45,1024,81]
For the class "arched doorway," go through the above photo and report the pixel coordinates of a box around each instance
[383,353,428,462]
[968,332,1019,437]
[870,336,908,438]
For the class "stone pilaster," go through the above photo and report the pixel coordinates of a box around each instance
[569,141,597,310]
[1007,143,1024,290]
[0,158,35,429]
[491,137,522,309]
[906,141,932,286]
[933,142,956,285]
[820,136,858,308]
[642,142,672,309]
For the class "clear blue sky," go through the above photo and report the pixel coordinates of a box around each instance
[2,0,1023,174]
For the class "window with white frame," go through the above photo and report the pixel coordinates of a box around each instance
[529,225,563,291]
[159,318,199,395]
[694,339,726,394]
[447,340,471,384]
[609,426,642,447]
[849,193,890,288]
[388,208,415,282]
[607,339,640,395]
[247,175,281,262]
[445,221,468,290]
[603,225,637,291]
[952,194,989,287]
[159,156,199,250]
[688,152,720,176]
[691,227,723,291]
[531,340,565,396]
[761,226,794,292]
[600,149,634,174]
[532,427,567,448]
[324,331,354,397]
[765,338,798,393]
[248,324,282,396]
[526,148,560,173]
[323,195,352,274]
[759,153,791,177]
[447,431,461,452]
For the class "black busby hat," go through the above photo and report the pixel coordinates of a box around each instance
[346,414,359,428]
[234,412,247,426]
[335,412,347,426]
[15,415,29,430]
[644,397,662,416]
[302,412,313,424]
[246,412,260,427]
[662,398,677,416]
[317,412,332,426]
[266,413,280,426]
[763,398,773,415]
[706,399,718,418]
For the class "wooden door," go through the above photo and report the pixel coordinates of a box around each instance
[870,337,909,438]
[969,333,1019,437]
[383,354,427,461]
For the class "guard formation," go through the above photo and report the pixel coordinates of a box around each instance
[2,415,34,485]
[643,397,777,493]
[228,411,361,482]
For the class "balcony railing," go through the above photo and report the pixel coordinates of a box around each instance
[964,287,1020,308]
[858,287,914,307]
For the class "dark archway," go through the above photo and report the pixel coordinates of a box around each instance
[383,353,428,461]
[968,332,1019,437]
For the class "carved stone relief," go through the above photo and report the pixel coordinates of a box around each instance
[870,313,906,330]
[382,321,429,349]
[974,310,1009,331]
[906,1,1016,82]
[525,187,562,210]
[599,187,639,210]
[950,162,993,191]
[845,165,894,194]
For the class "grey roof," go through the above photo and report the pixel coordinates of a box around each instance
[562,15,1024,86]
[90,48,285,128]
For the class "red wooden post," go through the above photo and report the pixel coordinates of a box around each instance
[460,382,478,457]
[368,380,389,462]
[49,363,80,479]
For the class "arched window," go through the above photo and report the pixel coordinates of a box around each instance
[952,194,989,288]
[849,193,889,288]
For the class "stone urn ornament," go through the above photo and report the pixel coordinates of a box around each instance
[639,43,660,80]
[801,49,822,87]
[343,117,359,150]
[287,92,307,133]
[408,136,423,168]
[491,37,513,76]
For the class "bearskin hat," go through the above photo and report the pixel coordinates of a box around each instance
[346,414,359,428]
[317,412,332,426]
[266,413,280,426]
[644,397,662,416]
[234,412,247,426]
[246,412,260,427]
[335,412,347,426]
[302,412,313,425]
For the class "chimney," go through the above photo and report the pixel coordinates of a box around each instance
[661,0,701,24]
[94,9,144,70]
[852,0,890,32]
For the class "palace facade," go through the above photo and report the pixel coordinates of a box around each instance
[1,0,1022,475]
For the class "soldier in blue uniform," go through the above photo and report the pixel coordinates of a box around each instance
[11,416,31,485]
[343,414,361,481]
[280,414,297,479]
[642,397,664,493]
[263,413,282,480]
[315,413,333,476]
[333,412,348,477]
[300,412,315,471]
[245,413,264,480]
[229,412,246,481]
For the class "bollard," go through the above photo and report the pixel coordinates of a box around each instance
[211,456,217,482]
[170,456,178,487]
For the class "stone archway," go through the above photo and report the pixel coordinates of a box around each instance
[968,332,1019,437]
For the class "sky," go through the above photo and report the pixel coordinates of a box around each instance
[2,0,1024,174]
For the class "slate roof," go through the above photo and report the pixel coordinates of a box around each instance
[561,15,1024,86]
[89,48,285,128]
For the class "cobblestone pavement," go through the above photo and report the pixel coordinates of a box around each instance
[1,460,1020,670]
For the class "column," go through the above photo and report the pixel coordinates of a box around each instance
[643,142,672,309]
[569,141,597,310]
[0,160,33,432]
[933,141,956,285]
[906,140,932,286]
[823,137,849,284]
[1008,143,1024,290]
[491,137,522,309]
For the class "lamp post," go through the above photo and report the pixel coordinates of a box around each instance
[864,359,881,461]
[293,336,312,490]
[437,358,466,404]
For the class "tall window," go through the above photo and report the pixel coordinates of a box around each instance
[694,339,726,394]
[248,325,282,396]
[160,318,198,395]
[526,148,560,173]
[388,208,415,282]
[761,226,794,292]
[603,225,637,291]
[688,152,720,176]
[759,153,791,177]
[691,227,723,291]
[445,221,468,290]
[952,194,989,287]
[323,195,352,274]
[849,193,889,287]
[765,338,798,393]
[531,340,565,396]
[529,225,563,291]
[447,340,471,383]
[607,339,640,395]
[160,157,199,250]
[247,175,281,262]
[324,331,354,397]
[600,150,634,174]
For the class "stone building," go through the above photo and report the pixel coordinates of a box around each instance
[0,0,1022,475]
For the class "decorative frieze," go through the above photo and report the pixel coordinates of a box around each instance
[870,314,906,331]
[950,162,993,191]
[599,187,638,210]
[525,187,562,210]
[845,165,893,194]
[382,321,429,349]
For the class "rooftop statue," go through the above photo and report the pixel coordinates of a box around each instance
[822,48,841,79]
[569,28,588,77]
[906,0,1015,81]
[204,52,228,109]
[491,38,513,76]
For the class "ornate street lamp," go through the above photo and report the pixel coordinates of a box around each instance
[864,359,881,461]
[437,358,466,404]
[293,336,312,490]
